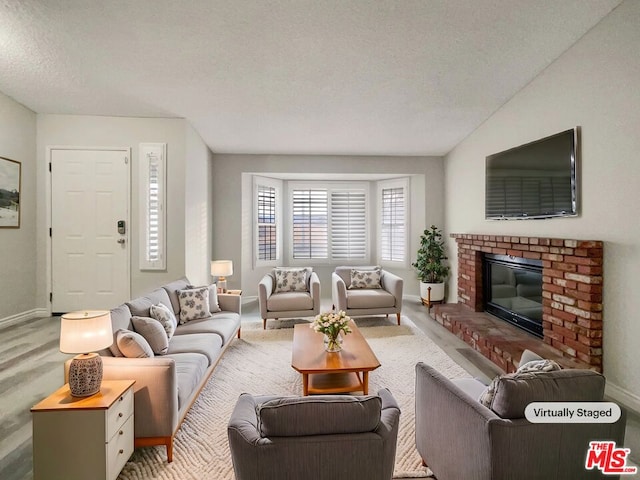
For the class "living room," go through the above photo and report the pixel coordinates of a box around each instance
[1,1,639,479]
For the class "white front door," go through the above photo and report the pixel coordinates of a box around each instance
[51,148,130,313]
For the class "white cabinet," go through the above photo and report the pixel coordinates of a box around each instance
[31,380,135,480]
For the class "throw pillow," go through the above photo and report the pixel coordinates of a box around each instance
[150,303,177,339]
[349,267,382,289]
[274,268,310,293]
[187,284,221,313]
[116,329,154,358]
[178,286,211,324]
[131,316,169,355]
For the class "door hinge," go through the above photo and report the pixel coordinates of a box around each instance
[49,292,53,302]
[124,156,129,164]
[49,228,52,237]
[49,162,52,172]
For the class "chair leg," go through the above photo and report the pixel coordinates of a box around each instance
[396,313,401,325]
[263,319,267,330]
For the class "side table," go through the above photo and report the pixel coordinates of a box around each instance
[31,379,135,480]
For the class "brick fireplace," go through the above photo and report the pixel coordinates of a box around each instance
[448,234,603,372]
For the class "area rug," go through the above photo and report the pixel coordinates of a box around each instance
[118,316,470,479]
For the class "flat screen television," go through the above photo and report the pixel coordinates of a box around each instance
[485,128,579,220]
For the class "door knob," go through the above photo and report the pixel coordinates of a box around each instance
[117,238,126,244]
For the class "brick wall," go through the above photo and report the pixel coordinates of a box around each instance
[452,234,603,369]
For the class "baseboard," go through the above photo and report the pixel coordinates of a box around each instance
[606,382,640,413]
[0,308,50,328]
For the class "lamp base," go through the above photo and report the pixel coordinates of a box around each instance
[68,353,103,397]
[218,277,228,293]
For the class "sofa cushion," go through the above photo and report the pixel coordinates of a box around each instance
[131,316,169,355]
[167,333,223,365]
[116,329,154,358]
[267,291,313,311]
[188,284,221,313]
[150,303,177,339]
[178,287,211,323]
[346,289,396,309]
[274,268,310,293]
[127,287,173,318]
[106,304,133,357]
[349,267,382,289]
[165,352,209,410]
[488,369,605,419]
[162,277,191,315]
[256,394,382,437]
[173,312,240,345]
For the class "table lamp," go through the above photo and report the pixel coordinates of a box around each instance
[211,260,233,292]
[59,310,113,397]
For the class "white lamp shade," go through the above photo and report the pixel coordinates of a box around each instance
[60,310,113,354]
[211,260,233,277]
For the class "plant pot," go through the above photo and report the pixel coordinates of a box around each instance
[420,282,445,304]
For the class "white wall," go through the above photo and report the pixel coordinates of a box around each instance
[37,114,188,300]
[0,92,38,322]
[211,154,444,297]
[184,123,214,286]
[444,0,640,405]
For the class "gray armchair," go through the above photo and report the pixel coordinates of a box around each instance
[332,266,403,325]
[415,361,627,480]
[227,388,400,480]
[258,268,320,329]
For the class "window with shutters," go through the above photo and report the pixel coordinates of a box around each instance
[379,178,408,264]
[254,176,282,267]
[289,183,368,262]
[139,143,166,270]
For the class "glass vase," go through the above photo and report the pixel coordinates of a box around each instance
[323,333,343,352]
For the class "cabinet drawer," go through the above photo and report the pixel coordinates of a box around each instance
[107,414,134,480]
[107,386,134,439]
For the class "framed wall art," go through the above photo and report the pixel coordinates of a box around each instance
[0,156,21,228]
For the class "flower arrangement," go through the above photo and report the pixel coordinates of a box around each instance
[310,310,352,352]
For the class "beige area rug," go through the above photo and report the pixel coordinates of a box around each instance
[118,316,470,479]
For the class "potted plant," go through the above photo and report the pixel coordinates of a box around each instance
[412,225,450,306]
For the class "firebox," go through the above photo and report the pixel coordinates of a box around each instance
[483,253,543,337]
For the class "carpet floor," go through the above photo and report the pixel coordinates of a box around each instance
[118,316,470,479]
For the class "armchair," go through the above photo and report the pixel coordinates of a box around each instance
[415,361,627,480]
[258,267,320,329]
[228,388,401,480]
[332,266,403,325]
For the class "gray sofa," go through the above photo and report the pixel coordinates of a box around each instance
[415,359,628,480]
[332,266,403,325]
[228,388,400,480]
[65,277,241,462]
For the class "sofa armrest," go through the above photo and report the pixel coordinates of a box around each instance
[309,271,321,309]
[258,274,274,318]
[332,272,347,311]
[218,292,241,314]
[381,270,404,307]
[65,357,179,439]
[228,393,270,446]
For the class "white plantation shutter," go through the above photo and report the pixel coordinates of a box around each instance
[381,186,405,262]
[139,143,166,270]
[257,185,277,261]
[331,190,366,259]
[292,189,328,259]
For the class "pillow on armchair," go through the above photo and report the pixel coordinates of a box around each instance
[349,267,382,289]
[274,267,312,293]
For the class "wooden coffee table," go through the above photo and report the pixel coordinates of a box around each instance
[291,320,381,395]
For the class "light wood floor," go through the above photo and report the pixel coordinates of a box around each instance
[1,298,637,479]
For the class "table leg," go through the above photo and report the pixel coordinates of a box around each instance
[302,374,309,396]
[362,371,369,395]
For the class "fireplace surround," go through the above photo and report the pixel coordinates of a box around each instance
[448,234,603,372]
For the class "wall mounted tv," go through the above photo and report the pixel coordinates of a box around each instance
[485,128,579,220]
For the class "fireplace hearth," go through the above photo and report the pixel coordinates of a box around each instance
[448,234,604,372]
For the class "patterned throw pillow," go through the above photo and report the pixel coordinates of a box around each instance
[177,286,211,324]
[131,316,169,355]
[349,267,382,289]
[187,284,221,313]
[150,303,177,339]
[116,329,154,358]
[274,268,310,293]
[478,359,562,408]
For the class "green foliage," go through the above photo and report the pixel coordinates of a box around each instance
[411,225,450,283]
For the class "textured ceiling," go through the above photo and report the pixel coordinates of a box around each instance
[0,0,622,155]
